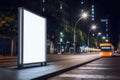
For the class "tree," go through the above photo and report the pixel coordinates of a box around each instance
[47,0,70,44]
[89,36,97,48]
[0,12,17,38]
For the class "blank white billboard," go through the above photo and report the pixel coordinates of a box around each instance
[18,8,46,67]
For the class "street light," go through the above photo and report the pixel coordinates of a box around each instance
[98,32,102,36]
[96,32,102,48]
[106,39,109,42]
[102,36,106,39]
[74,12,88,53]
[102,36,106,43]
[102,37,109,43]
[87,25,96,49]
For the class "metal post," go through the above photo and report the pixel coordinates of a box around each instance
[74,29,76,53]
[11,39,14,56]
[87,25,96,52]
[87,29,92,52]
[74,17,82,54]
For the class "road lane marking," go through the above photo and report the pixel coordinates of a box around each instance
[78,67,112,70]
[59,74,120,79]
[86,64,107,66]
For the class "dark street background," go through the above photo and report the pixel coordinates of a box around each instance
[49,57,120,80]
[0,0,120,48]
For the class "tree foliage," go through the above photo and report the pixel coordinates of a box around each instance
[0,12,17,38]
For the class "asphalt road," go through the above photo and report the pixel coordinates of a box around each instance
[48,56,120,80]
[0,53,96,67]
[0,54,100,80]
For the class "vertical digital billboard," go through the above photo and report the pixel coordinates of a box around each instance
[18,8,46,68]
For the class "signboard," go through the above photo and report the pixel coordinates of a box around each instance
[18,8,46,68]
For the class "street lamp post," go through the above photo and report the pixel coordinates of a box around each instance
[74,12,88,53]
[96,32,102,48]
[87,25,96,51]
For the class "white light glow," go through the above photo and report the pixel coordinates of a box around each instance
[92,25,96,29]
[98,32,101,36]
[23,9,46,64]
[81,12,88,19]
[102,36,106,39]
[106,39,109,42]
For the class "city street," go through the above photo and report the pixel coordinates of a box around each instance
[0,53,97,67]
[0,0,120,80]
[48,56,120,80]
[0,53,100,80]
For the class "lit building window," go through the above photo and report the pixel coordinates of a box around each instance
[92,11,94,14]
[81,9,84,12]
[60,4,63,10]
[42,7,45,12]
[81,1,84,4]
[43,0,45,3]
[92,9,94,11]
[92,5,94,8]
[91,4,95,21]
[92,18,94,21]
[106,29,108,32]
[91,15,94,18]
[106,34,109,37]
[106,22,108,25]
[106,24,108,27]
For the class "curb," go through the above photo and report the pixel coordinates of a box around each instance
[32,57,101,80]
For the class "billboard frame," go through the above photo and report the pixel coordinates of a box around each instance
[18,7,47,69]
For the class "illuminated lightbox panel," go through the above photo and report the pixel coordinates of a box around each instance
[18,8,46,68]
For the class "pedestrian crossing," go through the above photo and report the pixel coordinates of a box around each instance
[78,67,112,70]
[48,58,120,80]
[59,74,120,79]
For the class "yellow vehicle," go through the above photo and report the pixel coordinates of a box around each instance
[100,43,113,57]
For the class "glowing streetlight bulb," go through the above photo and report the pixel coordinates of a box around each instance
[98,32,101,36]
[102,36,106,39]
[74,11,89,53]
[81,12,88,19]
[106,39,109,42]
[92,25,96,30]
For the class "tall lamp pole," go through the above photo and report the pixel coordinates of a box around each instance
[96,32,101,48]
[87,25,96,50]
[74,12,88,53]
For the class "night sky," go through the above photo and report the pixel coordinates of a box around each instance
[0,0,120,48]
[94,0,120,47]
[68,0,120,48]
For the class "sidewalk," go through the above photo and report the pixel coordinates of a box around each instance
[0,53,101,80]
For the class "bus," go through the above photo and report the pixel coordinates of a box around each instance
[100,43,113,57]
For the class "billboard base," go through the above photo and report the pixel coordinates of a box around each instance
[17,62,47,69]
